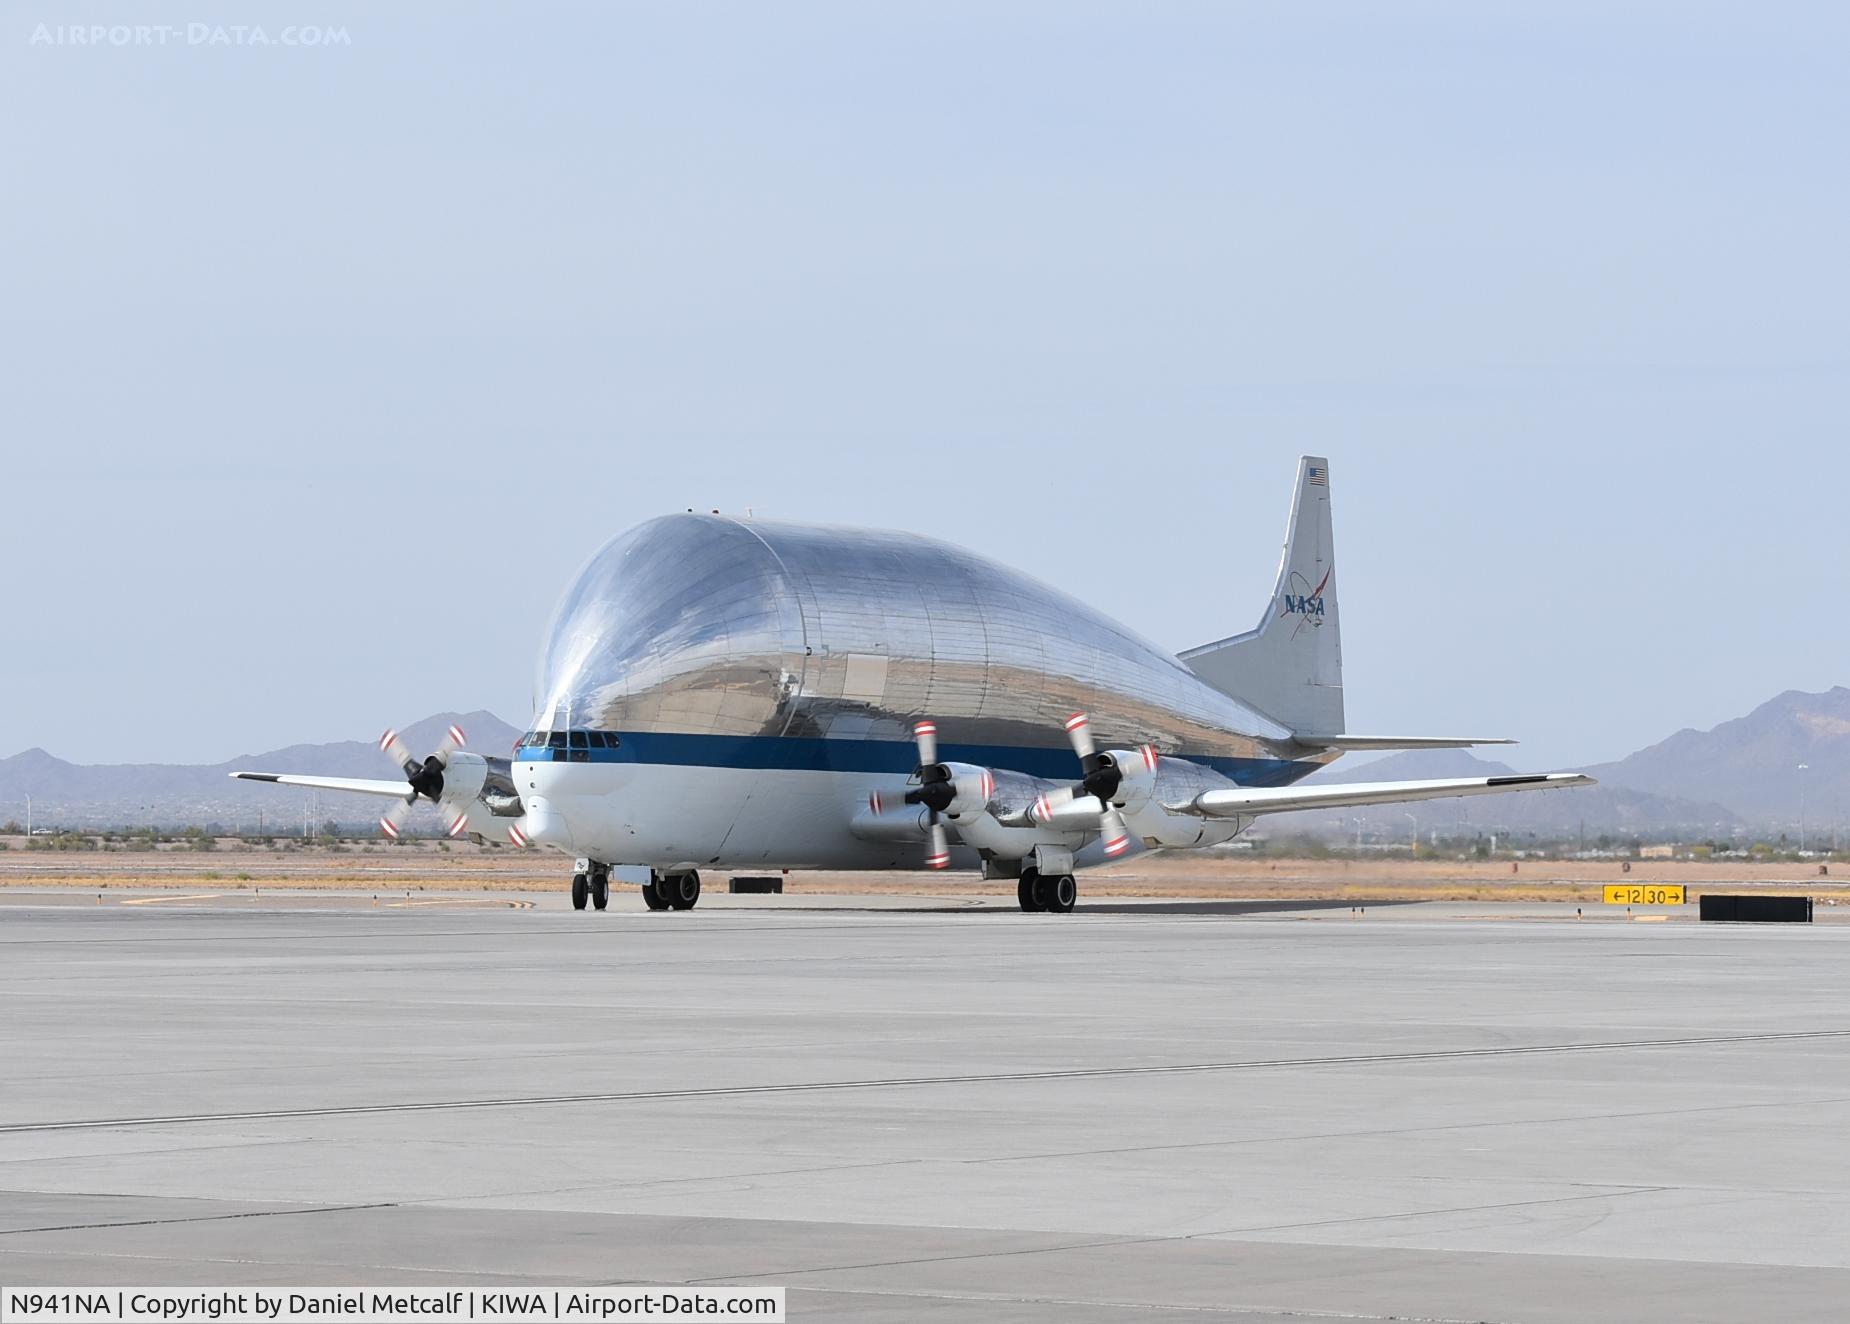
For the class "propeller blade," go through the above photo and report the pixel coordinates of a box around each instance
[435,723,467,765]
[378,796,414,840]
[507,820,531,848]
[1032,787,1078,823]
[925,818,950,869]
[1099,805,1133,858]
[1064,712,1096,762]
[913,720,938,767]
[379,729,417,777]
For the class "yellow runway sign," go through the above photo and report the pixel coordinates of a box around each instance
[1604,884,1686,906]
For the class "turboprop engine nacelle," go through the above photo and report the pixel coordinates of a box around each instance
[920,761,995,818]
[436,750,488,806]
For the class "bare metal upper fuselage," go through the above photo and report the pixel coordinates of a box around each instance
[233,461,1588,880]
[528,514,1322,785]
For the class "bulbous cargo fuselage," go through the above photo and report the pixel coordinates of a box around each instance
[512,514,1320,869]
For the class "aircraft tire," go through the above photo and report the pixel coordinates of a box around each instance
[1044,874,1076,914]
[1017,872,1044,912]
[641,878,670,911]
[668,871,701,911]
[590,873,609,910]
[570,874,588,911]
[1028,872,1051,911]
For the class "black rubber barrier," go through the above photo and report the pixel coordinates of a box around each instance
[1699,894,1813,923]
[729,876,784,894]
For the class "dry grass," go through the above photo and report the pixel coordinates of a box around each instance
[2,847,1840,901]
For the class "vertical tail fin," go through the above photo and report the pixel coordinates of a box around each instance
[1178,455,1342,735]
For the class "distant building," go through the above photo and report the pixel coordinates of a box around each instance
[1639,844,1676,859]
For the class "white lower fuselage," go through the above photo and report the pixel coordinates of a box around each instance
[513,755,1258,872]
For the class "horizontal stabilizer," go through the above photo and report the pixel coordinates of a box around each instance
[229,771,412,800]
[1191,772,1593,819]
[1291,735,1516,751]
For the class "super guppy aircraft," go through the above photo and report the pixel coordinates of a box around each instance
[234,457,1591,913]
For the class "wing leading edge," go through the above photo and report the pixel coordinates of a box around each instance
[1191,772,1593,819]
[1292,735,1516,751]
[229,771,413,799]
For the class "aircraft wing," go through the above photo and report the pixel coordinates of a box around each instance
[1291,735,1515,751]
[1190,772,1593,818]
[229,771,412,799]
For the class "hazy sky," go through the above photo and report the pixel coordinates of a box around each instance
[3,2,1846,772]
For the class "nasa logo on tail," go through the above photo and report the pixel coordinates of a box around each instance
[1278,566,1332,636]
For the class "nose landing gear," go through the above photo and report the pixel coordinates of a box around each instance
[571,862,610,911]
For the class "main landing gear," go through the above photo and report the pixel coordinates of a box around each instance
[571,864,610,911]
[1017,868,1077,914]
[641,870,701,912]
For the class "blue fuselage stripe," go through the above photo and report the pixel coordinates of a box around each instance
[516,733,1315,787]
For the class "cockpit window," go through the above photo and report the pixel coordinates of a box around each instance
[523,728,616,754]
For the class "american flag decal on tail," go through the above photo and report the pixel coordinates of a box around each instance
[1307,464,1328,486]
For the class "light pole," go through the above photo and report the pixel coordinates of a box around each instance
[1798,763,1809,854]
[1403,811,1418,858]
[24,793,29,840]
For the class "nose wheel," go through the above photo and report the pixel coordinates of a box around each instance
[571,865,610,911]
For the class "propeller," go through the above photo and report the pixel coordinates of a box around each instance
[869,720,995,870]
[1031,713,1158,859]
[442,802,531,848]
[377,723,467,839]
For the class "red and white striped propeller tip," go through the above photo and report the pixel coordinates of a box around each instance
[379,729,414,771]
[445,724,466,749]
[1102,807,1132,857]
[378,815,400,840]
[1064,712,1096,759]
[447,813,469,838]
[925,820,950,869]
[913,719,938,766]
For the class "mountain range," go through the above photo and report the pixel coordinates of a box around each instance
[1299,687,1848,839]
[2,690,1845,836]
[0,712,522,831]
